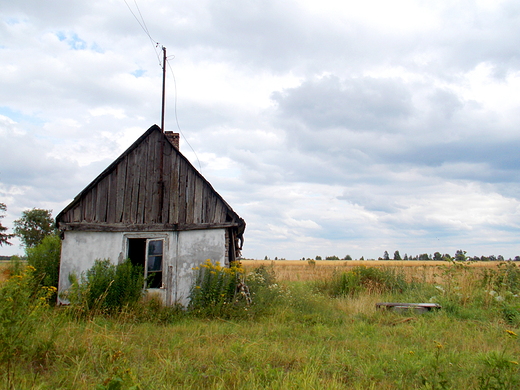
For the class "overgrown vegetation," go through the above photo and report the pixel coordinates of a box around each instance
[188,259,246,318]
[1,260,520,388]
[315,265,409,297]
[65,258,144,317]
[0,265,56,388]
[26,234,61,301]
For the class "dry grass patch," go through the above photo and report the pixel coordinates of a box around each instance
[242,260,502,283]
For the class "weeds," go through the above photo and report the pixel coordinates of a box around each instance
[421,341,450,390]
[0,266,55,388]
[64,259,144,318]
[189,259,246,318]
[315,266,409,297]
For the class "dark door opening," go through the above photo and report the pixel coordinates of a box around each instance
[128,238,146,268]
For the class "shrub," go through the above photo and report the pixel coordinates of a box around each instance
[66,259,144,317]
[316,266,409,297]
[189,260,245,318]
[27,234,61,300]
[482,262,520,296]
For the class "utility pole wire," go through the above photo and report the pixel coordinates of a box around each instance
[123,0,162,66]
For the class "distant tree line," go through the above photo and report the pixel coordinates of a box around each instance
[261,250,520,262]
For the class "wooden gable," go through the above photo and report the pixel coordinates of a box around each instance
[56,125,245,233]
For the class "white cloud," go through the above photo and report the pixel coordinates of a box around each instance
[1,0,520,259]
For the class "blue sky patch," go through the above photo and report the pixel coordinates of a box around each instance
[0,106,44,126]
[55,31,87,50]
[132,69,146,78]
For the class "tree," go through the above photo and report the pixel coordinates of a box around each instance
[325,255,339,260]
[0,203,14,246]
[315,256,322,260]
[454,250,467,262]
[344,255,352,260]
[27,234,61,292]
[393,251,401,260]
[433,252,443,261]
[13,208,55,248]
[383,251,390,260]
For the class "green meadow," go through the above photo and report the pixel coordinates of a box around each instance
[1,260,520,389]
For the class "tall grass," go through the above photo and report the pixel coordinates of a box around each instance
[2,261,520,388]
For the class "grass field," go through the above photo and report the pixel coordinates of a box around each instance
[1,259,520,389]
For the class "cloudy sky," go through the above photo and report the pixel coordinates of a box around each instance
[1,0,520,260]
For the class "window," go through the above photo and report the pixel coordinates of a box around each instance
[146,240,163,288]
[128,238,164,289]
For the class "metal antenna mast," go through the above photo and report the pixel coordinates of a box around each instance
[161,46,166,132]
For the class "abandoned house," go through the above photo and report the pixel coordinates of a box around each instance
[56,124,246,306]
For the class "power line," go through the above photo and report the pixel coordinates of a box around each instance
[122,0,162,66]
[122,0,203,173]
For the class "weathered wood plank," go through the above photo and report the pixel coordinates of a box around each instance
[161,140,173,224]
[185,170,195,224]
[376,302,441,310]
[168,152,180,224]
[115,156,128,223]
[193,176,203,224]
[215,199,226,223]
[177,159,188,225]
[86,186,96,222]
[95,177,108,222]
[151,132,163,223]
[79,198,85,222]
[130,137,143,224]
[207,194,218,224]
[141,133,152,223]
[135,135,147,224]
[122,149,135,223]
[72,204,81,222]
[106,168,117,223]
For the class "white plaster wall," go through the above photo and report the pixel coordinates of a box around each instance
[58,231,124,304]
[174,229,226,306]
[58,228,227,307]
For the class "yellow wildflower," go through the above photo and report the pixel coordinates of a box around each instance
[506,330,517,337]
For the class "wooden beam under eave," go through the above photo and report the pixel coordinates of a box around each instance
[58,222,242,232]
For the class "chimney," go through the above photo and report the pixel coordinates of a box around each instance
[165,131,179,149]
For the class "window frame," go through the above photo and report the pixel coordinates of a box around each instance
[124,233,169,290]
